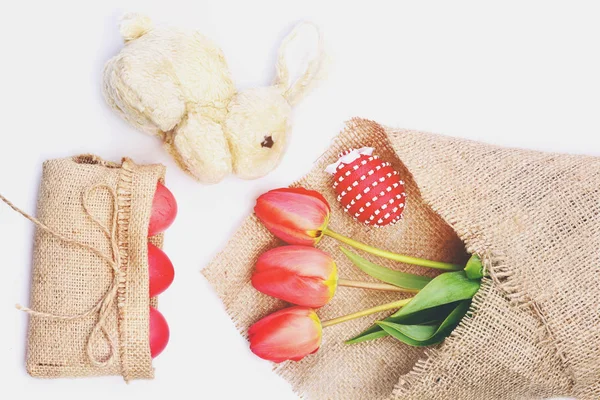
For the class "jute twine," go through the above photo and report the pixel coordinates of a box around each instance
[203,118,599,399]
[3,185,122,367]
[2,155,165,381]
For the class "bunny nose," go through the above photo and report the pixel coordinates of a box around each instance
[261,135,274,148]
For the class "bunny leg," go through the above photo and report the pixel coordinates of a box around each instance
[164,112,232,184]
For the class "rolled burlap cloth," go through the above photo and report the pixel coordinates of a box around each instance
[203,118,600,399]
[8,155,165,381]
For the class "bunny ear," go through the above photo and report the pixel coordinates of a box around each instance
[275,22,324,106]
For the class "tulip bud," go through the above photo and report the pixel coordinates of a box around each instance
[249,306,322,363]
[253,246,338,308]
[254,188,330,246]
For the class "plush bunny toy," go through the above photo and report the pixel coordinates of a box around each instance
[103,14,323,184]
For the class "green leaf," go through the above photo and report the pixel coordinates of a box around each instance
[377,322,442,347]
[345,330,388,345]
[347,271,480,343]
[464,254,484,280]
[340,247,432,290]
[387,271,479,324]
[344,304,450,344]
[376,300,471,346]
[379,321,438,341]
[393,301,458,325]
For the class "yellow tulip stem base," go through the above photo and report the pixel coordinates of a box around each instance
[323,228,462,271]
[321,297,413,328]
[337,278,417,293]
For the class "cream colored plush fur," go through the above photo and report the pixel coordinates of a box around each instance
[103,13,323,184]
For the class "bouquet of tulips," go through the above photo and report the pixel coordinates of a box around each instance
[248,187,484,363]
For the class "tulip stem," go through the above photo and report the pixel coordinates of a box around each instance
[323,228,462,271]
[337,279,417,293]
[321,297,413,328]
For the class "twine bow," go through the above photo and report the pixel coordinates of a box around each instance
[1,185,122,367]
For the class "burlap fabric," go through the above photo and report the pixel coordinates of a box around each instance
[203,118,600,399]
[23,154,165,381]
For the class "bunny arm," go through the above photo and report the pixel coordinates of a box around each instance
[164,112,233,184]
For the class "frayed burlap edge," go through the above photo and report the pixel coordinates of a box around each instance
[204,118,597,399]
[377,118,597,399]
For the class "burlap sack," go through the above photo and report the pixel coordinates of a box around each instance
[203,118,600,399]
[11,154,165,381]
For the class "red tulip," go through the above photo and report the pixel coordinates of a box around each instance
[254,188,330,246]
[149,182,178,236]
[148,243,175,297]
[149,306,170,358]
[252,246,337,308]
[249,306,322,363]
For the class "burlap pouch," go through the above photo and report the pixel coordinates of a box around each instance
[5,154,165,381]
[203,118,600,399]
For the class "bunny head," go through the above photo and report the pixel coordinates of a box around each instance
[103,14,323,184]
[223,86,292,180]
[225,24,324,180]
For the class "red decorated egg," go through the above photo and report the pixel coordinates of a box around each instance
[148,243,175,297]
[149,182,178,236]
[325,147,406,227]
[149,306,170,358]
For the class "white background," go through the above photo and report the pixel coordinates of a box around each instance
[0,1,596,399]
